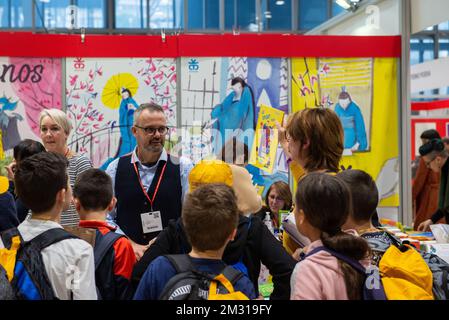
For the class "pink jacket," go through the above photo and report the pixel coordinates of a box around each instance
[290,239,367,300]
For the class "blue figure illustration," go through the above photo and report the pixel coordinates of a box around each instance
[118,88,138,156]
[0,96,23,151]
[99,88,138,171]
[334,89,368,151]
[211,77,255,154]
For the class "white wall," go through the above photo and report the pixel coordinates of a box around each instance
[411,0,449,34]
[411,57,449,93]
[307,0,401,36]
[377,207,399,222]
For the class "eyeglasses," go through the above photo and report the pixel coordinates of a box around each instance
[134,125,169,135]
[269,195,285,202]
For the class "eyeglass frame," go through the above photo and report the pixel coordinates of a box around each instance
[268,194,285,203]
[134,125,169,135]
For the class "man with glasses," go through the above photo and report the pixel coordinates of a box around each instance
[417,138,449,232]
[106,103,193,260]
[412,129,442,230]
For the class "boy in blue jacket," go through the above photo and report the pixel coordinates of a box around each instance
[134,183,256,300]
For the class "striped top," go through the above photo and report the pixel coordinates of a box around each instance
[60,154,93,227]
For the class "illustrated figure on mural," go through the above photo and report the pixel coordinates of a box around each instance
[334,88,368,152]
[0,95,23,151]
[259,125,271,157]
[99,72,141,170]
[210,77,256,154]
[118,88,138,156]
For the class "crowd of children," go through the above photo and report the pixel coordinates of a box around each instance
[1,106,449,300]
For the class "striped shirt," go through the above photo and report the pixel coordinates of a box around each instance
[60,154,92,227]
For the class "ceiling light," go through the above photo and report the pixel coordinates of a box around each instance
[335,0,361,12]
[264,11,272,19]
[335,0,351,10]
[276,0,285,5]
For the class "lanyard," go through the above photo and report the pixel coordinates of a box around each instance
[133,161,167,211]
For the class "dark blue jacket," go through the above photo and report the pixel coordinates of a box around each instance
[133,256,256,300]
[0,191,19,232]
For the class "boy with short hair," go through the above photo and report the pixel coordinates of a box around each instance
[73,168,136,300]
[338,169,449,300]
[338,169,388,252]
[339,169,379,229]
[339,169,404,266]
[133,160,295,300]
[1,152,97,299]
[133,183,256,300]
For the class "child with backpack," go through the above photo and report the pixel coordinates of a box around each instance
[0,152,97,300]
[132,160,296,300]
[290,172,371,300]
[133,183,257,300]
[338,169,397,264]
[73,168,136,300]
[338,169,442,300]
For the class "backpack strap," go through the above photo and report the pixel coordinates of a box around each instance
[94,230,124,271]
[0,227,22,249]
[159,254,208,300]
[160,255,246,300]
[221,265,244,286]
[209,266,245,298]
[306,246,366,275]
[165,254,195,274]
[27,228,79,251]
[383,231,402,247]
[165,254,244,284]
[165,254,242,282]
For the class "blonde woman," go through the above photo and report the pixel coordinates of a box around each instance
[39,108,92,226]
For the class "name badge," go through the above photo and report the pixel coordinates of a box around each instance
[140,211,163,234]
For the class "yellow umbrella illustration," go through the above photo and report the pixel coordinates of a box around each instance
[101,73,139,109]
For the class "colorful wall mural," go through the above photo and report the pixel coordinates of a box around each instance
[0,54,399,207]
[180,57,289,197]
[292,57,399,207]
[0,57,62,156]
[65,57,177,168]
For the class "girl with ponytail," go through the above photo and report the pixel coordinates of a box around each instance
[290,172,371,300]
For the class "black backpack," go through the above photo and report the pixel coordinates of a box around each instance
[158,254,250,300]
[363,231,449,300]
[93,230,125,300]
[0,264,15,300]
[94,230,124,270]
[0,227,78,300]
